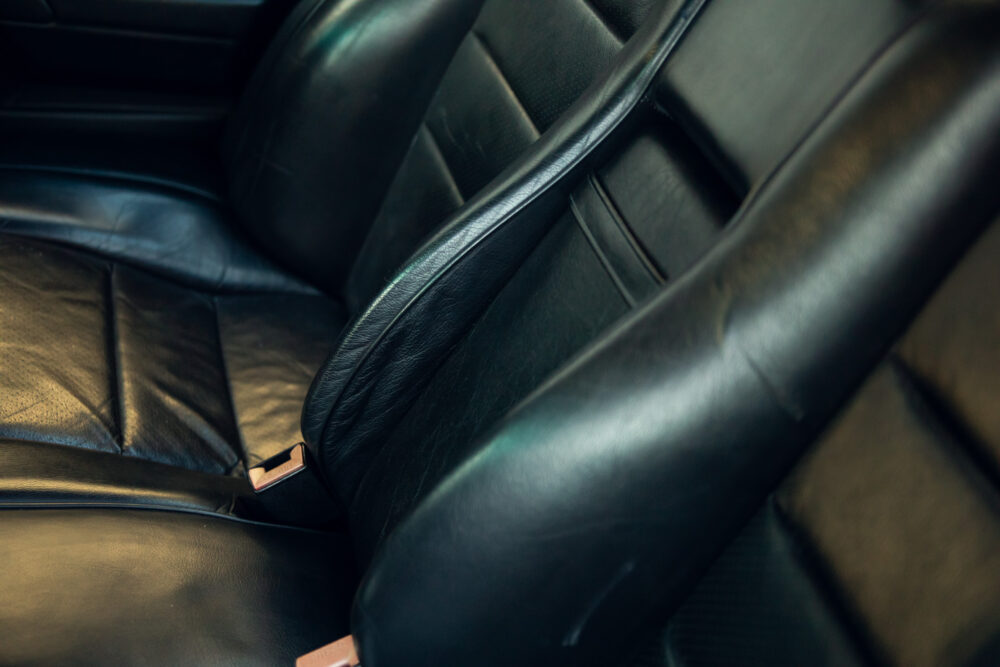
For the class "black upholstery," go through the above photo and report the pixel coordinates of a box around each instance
[0,509,357,665]
[1,0,1000,665]
[0,235,343,473]
[0,0,660,475]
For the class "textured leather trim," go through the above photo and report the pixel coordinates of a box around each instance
[303,0,708,502]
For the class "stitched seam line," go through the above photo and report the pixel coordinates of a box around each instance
[579,0,627,44]
[106,264,125,454]
[590,172,667,283]
[570,192,637,307]
[890,354,1000,498]
[212,297,249,475]
[470,30,541,137]
[422,122,468,203]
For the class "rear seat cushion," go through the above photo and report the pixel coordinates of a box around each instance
[0,234,344,474]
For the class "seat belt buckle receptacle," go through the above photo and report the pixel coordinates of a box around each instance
[242,443,339,526]
[297,634,359,667]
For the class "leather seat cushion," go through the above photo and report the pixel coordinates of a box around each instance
[0,231,344,474]
[0,508,357,665]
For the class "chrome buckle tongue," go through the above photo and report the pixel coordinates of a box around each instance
[296,635,359,667]
[248,442,307,492]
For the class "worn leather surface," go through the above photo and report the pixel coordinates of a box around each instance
[355,8,1000,665]
[0,508,357,666]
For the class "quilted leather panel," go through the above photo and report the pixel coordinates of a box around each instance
[657,0,932,188]
[663,502,865,667]
[113,266,242,472]
[473,0,624,132]
[0,237,343,475]
[217,294,345,467]
[0,238,118,451]
[898,221,1000,469]
[778,220,1000,666]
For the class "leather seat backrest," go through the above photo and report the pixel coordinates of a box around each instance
[223,0,658,296]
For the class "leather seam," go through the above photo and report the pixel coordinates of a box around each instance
[888,354,1000,500]
[0,502,334,534]
[770,498,890,665]
[722,0,940,216]
[569,190,638,307]
[578,0,627,44]
[0,163,223,203]
[421,122,467,203]
[590,172,667,283]
[106,263,125,454]
[469,30,541,137]
[212,297,250,475]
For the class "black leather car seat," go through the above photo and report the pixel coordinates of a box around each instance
[0,0,660,473]
[1,0,1000,665]
[350,5,1000,663]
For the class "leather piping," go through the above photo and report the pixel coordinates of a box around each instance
[0,501,335,533]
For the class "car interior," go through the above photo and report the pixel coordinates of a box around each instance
[1,0,999,664]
